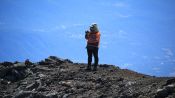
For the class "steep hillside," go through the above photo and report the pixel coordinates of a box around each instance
[0,56,175,98]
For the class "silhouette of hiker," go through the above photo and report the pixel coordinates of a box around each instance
[85,23,101,71]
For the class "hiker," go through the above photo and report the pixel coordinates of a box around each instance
[85,23,101,71]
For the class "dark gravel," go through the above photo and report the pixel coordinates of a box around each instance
[0,56,175,98]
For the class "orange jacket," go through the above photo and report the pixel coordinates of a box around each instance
[85,32,100,47]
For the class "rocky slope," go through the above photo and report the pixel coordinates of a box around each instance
[0,56,175,98]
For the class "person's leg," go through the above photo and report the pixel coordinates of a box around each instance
[93,47,99,71]
[87,48,92,70]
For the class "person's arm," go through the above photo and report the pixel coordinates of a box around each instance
[97,32,101,47]
[85,30,89,40]
[97,32,100,42]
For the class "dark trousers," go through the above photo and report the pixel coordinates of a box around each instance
[87,46,99,67]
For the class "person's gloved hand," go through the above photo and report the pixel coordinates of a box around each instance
[85,30,89,34]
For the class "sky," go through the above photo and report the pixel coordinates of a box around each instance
[0,0,175,77]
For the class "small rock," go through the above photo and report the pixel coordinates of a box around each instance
[62,94,70,98]
[13,90,32,98]
[37,86,48,91]
[38,74,46,78]
[152,83,157,87]
[96,77,103,83]
[38,60,49,65]
[64,59,73,63]
[31,92,47,98]
[60,69,67,72]
[99,94,107,98]
[49,56,64,63]
[20,81,27,85]
[138,95,148,98]
[35,66,52,72]
[45,58,55,63]
[46,92,58,98]
[7,81,11,84]
[26,80,41,90]
[99,64,109,68]
[125,81,136,86]
[59,81,72,87]
[117,77,124,81]
[4,95,13,98]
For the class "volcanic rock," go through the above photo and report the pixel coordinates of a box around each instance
[0,56,175,98]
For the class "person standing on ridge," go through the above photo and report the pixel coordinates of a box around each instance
[85,23,101,71]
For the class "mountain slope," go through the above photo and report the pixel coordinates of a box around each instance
[0,56,175,98]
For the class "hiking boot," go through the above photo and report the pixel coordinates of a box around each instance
[93,66,97,71]
[86,65,91,71]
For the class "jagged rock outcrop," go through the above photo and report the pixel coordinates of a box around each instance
[0,56,175,98]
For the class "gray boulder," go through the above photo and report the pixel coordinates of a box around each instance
[2,63,29,81]
[1,62,13,67]
[155,84,175,98]
[26,80,41,90]
[13,91,33,98]
[0,65,9,78]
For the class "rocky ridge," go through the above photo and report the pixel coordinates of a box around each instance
[0,56,175,98]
